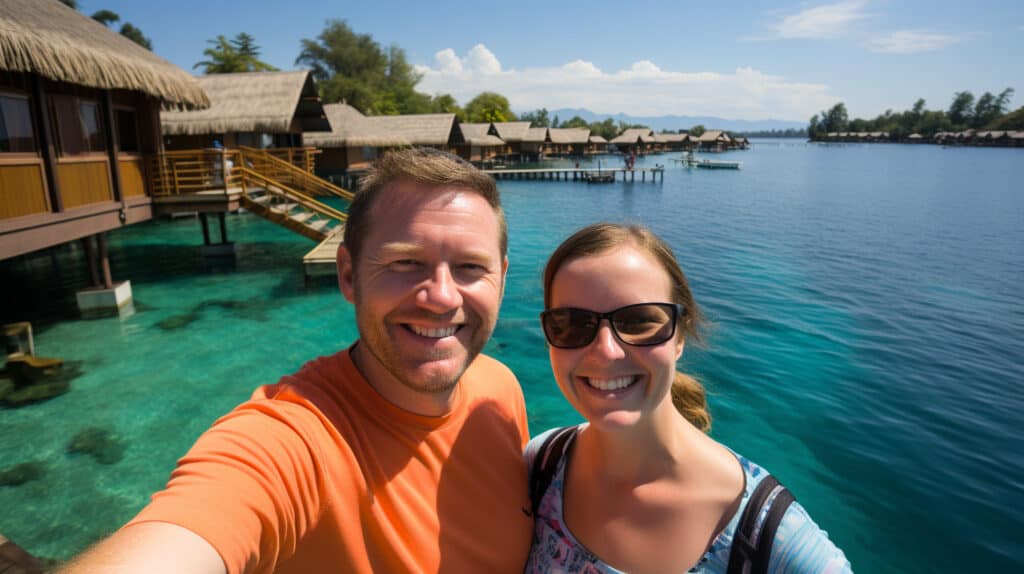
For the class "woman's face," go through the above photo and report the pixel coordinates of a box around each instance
[546,245,685,430]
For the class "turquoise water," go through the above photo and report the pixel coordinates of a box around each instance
[2,142,1022,572]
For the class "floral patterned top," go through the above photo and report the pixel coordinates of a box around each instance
[524,427,852,573]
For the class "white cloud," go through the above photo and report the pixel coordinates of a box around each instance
[865,30,960,53]
[415,45,840,121]
[774,1,869,39]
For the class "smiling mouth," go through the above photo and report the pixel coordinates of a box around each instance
[583,376,639,391]
[406,324,461,339]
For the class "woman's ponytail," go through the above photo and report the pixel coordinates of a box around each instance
[671,371,711,432]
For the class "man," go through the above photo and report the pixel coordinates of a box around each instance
[61,148,534,573]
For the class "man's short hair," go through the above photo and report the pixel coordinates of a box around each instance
[342,147,508,266]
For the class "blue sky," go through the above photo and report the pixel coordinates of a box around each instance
[81,0,1023,122]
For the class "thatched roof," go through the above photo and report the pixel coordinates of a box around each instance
[610,128,654,144]
[459,123,505,146]
[162,71,328,135]
[659,133,688,143]
[0,0,207,109]
[589,135,608,144]
[548,128,590,145]
[303,103,459,148]
[699,130,730,142]
[491,122,531,143]
[524,127,548,143]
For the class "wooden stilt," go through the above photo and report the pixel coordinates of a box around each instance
[97,233,113,289]
[218,212,228,243]
[82,236,100,287]
[200,213,211,245]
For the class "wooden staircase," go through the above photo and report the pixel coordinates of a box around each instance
[236,167,348,242]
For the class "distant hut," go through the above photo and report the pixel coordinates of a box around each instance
[659,133,687,152]
[455,123,506,162]
[697,130,732,152]
[0,0,207,310]
[732,136,750,150]
[162,71,329,157]
[548,128,590,156]
[522,127,548,158]
[610,128,656,154]
[304,103,461,180]
[588,134,608,154]
[1009,131,1024,148]
[907,133,924,143]
[490,121,532,160]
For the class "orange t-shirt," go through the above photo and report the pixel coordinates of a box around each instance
[129,348,533,573]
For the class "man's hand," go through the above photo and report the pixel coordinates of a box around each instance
[58,522,226,574]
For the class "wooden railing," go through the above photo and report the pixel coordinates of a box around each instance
[148,149,242,197]
[238,147,352,201]
[235,166,348,223]
[256,147,321,173]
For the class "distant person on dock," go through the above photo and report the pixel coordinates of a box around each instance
[525,223,852,573]
[60,148,533,573]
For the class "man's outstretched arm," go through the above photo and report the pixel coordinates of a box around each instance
[58,522,226,574]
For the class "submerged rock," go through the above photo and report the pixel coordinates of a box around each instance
[68,427,126,465]
[157,311,202,331]
[2,380,70,406]
[0,377,13,400]
[0,461,46,486]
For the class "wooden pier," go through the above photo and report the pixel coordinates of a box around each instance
[302,227,345,281]
[482,167,665,183]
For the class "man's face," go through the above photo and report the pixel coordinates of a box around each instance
[337,180,508,414]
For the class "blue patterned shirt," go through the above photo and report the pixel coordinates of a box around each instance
[524,427,852,573]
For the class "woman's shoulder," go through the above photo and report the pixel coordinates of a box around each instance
[725,450,852,574]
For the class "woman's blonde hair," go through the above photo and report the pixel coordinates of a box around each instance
[543,223,711,432]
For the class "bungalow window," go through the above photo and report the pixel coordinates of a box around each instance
[0,94,36,153]
[115,109,139,153]
[52,95,106,155]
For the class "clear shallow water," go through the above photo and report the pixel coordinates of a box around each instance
[2,141,1022,572]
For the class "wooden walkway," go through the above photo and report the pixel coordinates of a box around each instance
[302,227,345,281]
[482,167,665,182]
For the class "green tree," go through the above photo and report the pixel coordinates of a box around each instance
[118,23,152,50]
[988,106,1024,130]
[560,115,589,129]
[688,124,706,137]
[520,108,550,127]
[429,94,463,116]
[588,118,618,140]
[59,0,78,8]
[91,9,119,26]
[194,34,277,74]
[464,92,515,123]
[296,20,425,115]
[551,114,560,128]
[948,91,974,127]
[86,8,152,50]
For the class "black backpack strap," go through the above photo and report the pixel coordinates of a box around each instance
[726,474,796,574]
[527,426,579,516]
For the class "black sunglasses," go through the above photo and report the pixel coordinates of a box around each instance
[540,302,686,349]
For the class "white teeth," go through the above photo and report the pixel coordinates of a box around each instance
[410,325,458,338]
[587,376,636,391]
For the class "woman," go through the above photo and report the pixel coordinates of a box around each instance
[526,223,851,573]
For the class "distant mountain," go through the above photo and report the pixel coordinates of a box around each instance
[536,108,805,133]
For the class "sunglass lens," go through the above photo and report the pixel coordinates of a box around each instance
[612,304,675,345]
[544,308,598,348]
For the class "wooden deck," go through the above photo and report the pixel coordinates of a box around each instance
[482,167,665,182]
[302,227,345,280]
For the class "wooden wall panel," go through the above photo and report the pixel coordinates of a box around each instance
[0,163,49,219]
[118,158,146,196]
[57,160,112,208]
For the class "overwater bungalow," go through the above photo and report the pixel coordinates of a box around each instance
[522,127,548,158]
[658,133,688,152]
[161,70,330,171]
[547,128,590,156]
[455,123,507,163]
[490,121,533,160]
[697,130,732,152]
[610,128,657,155]
[588,135,608,154]
[0,0,208,313]
[305,102,461,181]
